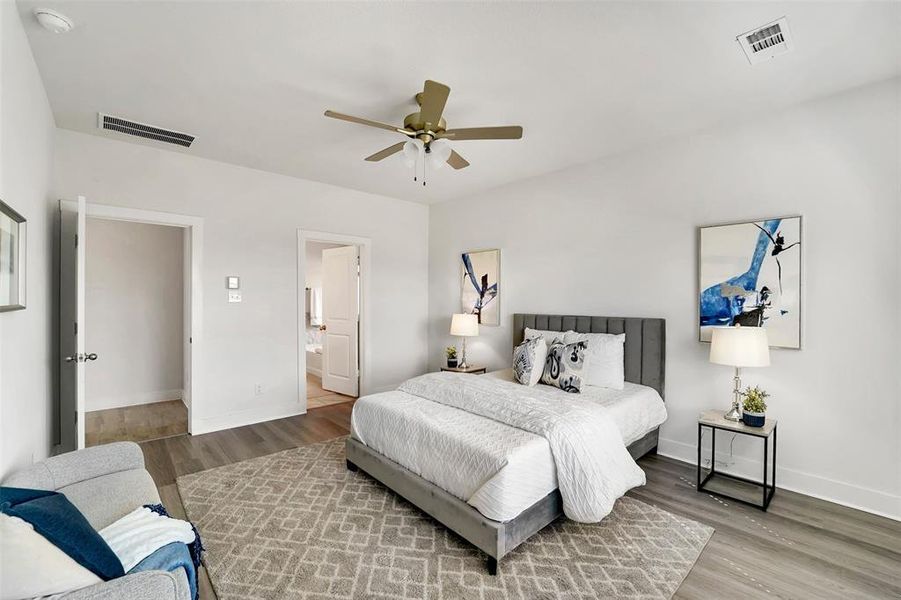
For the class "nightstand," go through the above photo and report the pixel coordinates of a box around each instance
[697,409,777,511]
[440,365,487,375]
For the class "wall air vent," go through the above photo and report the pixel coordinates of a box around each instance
[737,17,794,65]
[97,113,195,148]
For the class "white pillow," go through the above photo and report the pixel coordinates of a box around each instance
[1,513,102,600]
[523,327,570,347]
[512,336,547,386]
[564,331,626,390]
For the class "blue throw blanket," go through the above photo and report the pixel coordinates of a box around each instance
[144,503,204,569]
[129,542,198,600]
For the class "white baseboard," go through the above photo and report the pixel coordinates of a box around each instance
[306,367,322,378]
[658,437,901,521]
[191,402,306,436]
[86,389,184,412]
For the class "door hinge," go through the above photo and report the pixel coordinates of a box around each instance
[74,322,78,335]
[75,234,79,248]
[189,337,192,344]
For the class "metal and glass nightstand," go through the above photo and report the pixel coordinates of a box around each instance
[440,365,487,375]
[697,409,777,511]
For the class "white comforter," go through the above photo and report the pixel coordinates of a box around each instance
[397,372,646,523]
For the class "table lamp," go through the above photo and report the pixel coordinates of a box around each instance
[450,314,479,368]
[709,326,770,421]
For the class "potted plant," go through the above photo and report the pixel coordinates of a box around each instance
[741,385,769,427]
[446,346,458,368]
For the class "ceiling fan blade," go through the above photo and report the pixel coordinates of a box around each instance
[364,142,406,162]
[446,150,470,170]
[324,110,413,135]
[419,80,450,130]
[439,126,523,141]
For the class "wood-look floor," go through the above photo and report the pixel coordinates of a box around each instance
[140,403,901,600]
[86,399,187,446]
[306,373,355,409]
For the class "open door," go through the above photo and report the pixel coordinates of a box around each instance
[321,245,359,396]
[59,196,91,451]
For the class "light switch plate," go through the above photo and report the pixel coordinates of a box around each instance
[228,291,242,303]
[226,276,240,289]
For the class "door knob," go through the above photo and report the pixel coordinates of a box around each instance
[64,353,98,363]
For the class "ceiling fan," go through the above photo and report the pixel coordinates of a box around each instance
[324,80,523,174]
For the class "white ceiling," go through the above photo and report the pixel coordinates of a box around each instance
[18,1,901,204]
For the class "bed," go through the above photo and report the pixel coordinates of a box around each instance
[346,313,666,574]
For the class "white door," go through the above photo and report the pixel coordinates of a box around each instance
[321,245,359,396]
[59,196,90,450]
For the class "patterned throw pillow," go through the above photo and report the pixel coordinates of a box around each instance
[523,327,569,347]
[513,337,548,386]
[541,341,589,393]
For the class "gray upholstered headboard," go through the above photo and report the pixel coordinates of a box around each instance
[512,314,666,400]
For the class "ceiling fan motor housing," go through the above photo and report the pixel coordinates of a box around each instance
[404,112,446,146]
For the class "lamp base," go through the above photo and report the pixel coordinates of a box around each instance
[723,404,743,421]
[724,366,743,421]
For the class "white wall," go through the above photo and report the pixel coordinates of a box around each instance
[0,4,56,479]
[85,219,184,411]
[429,79,901,519]
[53,129,429,434]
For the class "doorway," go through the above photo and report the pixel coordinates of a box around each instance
[297,230,370,411]
[83,218,186,446]
[58,198,203,453]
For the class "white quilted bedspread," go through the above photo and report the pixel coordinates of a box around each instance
[397,372,646,523]
[351,390,545,505]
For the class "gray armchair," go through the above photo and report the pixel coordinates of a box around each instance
[2,442,191,600]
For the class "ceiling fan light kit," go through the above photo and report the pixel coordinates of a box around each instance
[324,80,522,184]
[402,139,422,168]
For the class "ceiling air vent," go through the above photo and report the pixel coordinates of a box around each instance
[737,17,794,65]
[97,113,195,148]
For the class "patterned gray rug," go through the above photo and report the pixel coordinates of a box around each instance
[177,437,712,599]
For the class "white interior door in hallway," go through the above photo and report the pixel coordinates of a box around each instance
[321,245,360,397]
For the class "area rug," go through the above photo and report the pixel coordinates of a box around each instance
[177,437,712,599]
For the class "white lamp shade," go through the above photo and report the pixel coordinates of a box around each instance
[709,326,770,367]
[450,313,479,337]
[402,140,422,167]
[427,140,452,170]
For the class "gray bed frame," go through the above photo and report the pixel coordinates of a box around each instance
[346,313,666,575]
